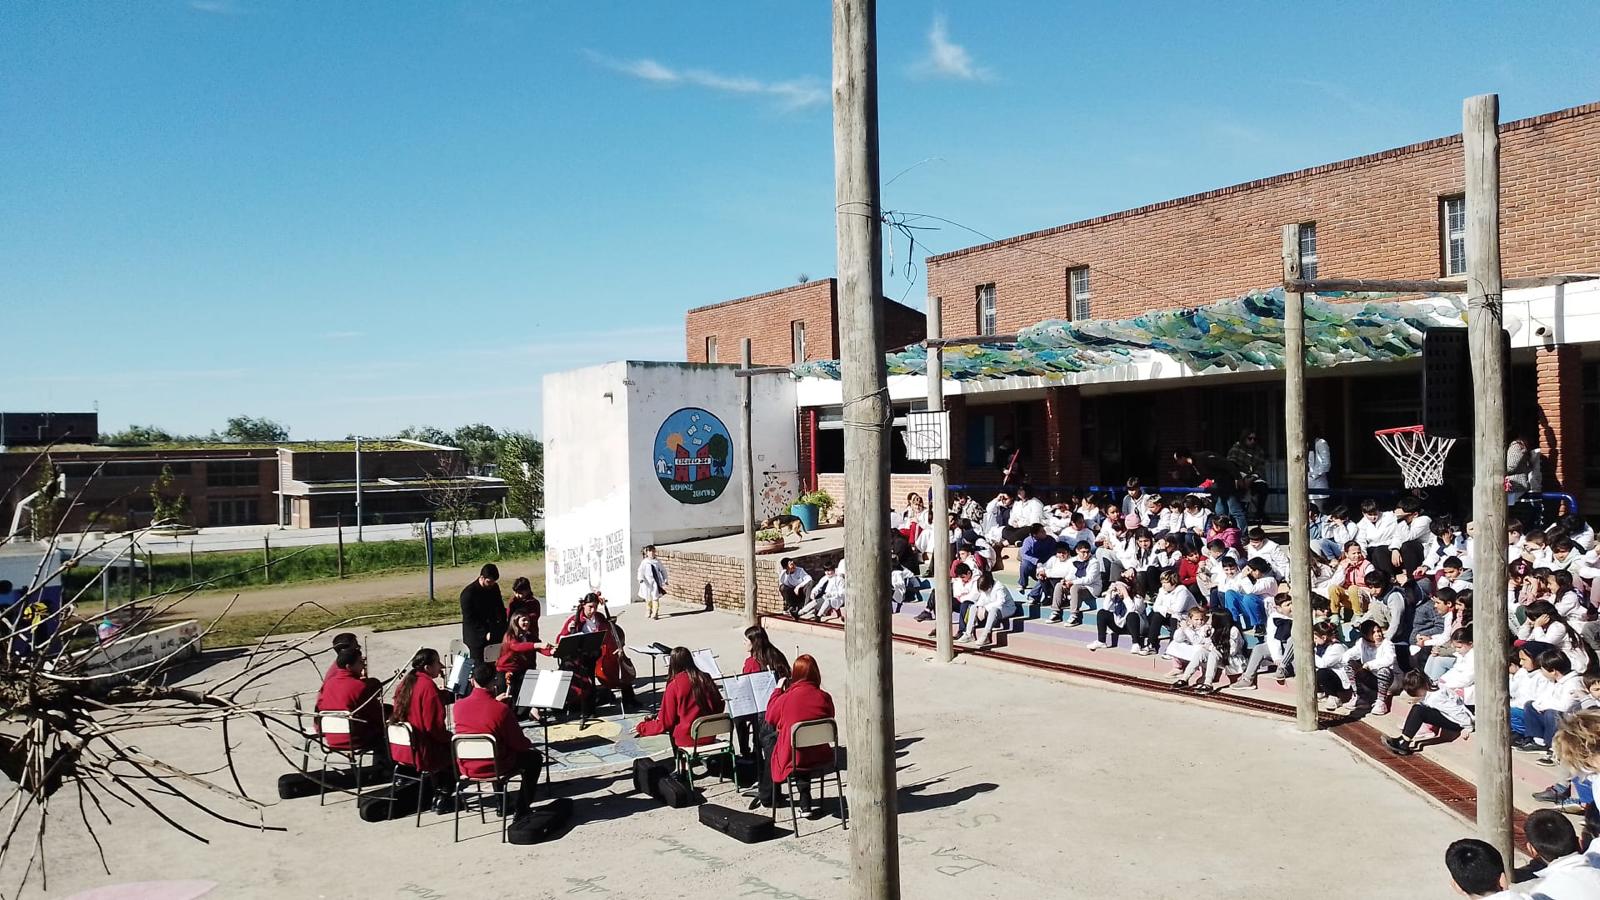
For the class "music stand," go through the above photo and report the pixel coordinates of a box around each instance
[627,643,671,711]
[518,669,573,786]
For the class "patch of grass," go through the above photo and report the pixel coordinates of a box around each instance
[67,530,544,596]
[200,594,462,649]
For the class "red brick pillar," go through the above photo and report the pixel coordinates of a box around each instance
[1042,386,1082,491]
[1535,345,1585,501]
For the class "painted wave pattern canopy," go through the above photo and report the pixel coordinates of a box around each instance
[791,289,1467,381]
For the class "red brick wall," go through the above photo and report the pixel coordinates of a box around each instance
[656,543,845,617]
[1042,387,1081,487]
[814,473,932,524]
[1536,344,1585,498]
[929,102,1600,334]
[685,279,927,366]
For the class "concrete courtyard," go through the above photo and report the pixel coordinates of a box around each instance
[16,606,1470,900]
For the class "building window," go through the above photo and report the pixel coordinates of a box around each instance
[1298,222,1318,280]
[705,336,717,363]
[976,284,997,335]
[208,498,259,526]
[791,321,806,362]
[1440,195,1467,276]
[1067,268,1091,320]
[206,460,260,487]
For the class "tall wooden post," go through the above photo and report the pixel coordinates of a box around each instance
[833,0,900,895]
[1281,225,1316,732]
[926,302,954,663]
[740,339,758,626]
[1465,93,1513,874]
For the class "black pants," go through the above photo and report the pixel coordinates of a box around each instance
[734,713,760,759]
[1315,668,1346,696]
[1000,525,1031,545]
[1144,612,1176,650]
[756,721,812,808]
[462,626,493,664]
[1134,567,1163,599]
[1401,704,1463,740]
[509,748,543,813]
[1096,610,1143,647]
[1370,540,1425,576]
[780,584,810,615]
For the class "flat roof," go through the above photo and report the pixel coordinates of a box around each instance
[3,439,450,454]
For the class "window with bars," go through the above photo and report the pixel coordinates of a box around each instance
[1067,267,1091,320]
[1298,223,1318,280]
[705,335,717,363]
[1440,196,1467,276]
[976,283,997,335]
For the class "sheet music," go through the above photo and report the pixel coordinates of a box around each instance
[746,671,778,712]
[627,644,669,657]
[721,671,780,718]
[522,670,573,710]
[691,648,721,679]
[447,655,471,694]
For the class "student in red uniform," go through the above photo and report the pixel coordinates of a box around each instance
[546,594,637,714]
[495,611,541,710]
[388,648,452,808]
[761,654,836,811]
[452,662,542,814]
[507,577,542,624]
[323,632,359,681]
[316,646,387,757]
[736,626,792,759]
[634,646,725,747]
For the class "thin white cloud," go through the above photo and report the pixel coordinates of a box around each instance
[912,15,993,82]
[585,50,826,111]
[188,0,247,15]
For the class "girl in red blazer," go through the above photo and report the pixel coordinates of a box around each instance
[388,648,451,781]
[496,611,541,706]
[765,654,835,805]
[635,646,725,747]
[737,626,791,757]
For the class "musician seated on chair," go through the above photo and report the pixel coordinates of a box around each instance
[541,593,637,715]
[454,662,542,815]
[634,646,725,747]
[757,653,835,811]
[315,646,389,757]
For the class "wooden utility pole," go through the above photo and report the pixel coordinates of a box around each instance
[740,339,758,627]
[1281,225,1316,732]
[833,0,900,896]
[1465,92,1513,874]
[926,302,954,663]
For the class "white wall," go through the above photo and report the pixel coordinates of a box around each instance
[542,360,799,614]
[542,362,634,615]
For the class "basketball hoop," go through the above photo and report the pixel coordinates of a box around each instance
[902,410,951,461]
[1375,425,1456,488]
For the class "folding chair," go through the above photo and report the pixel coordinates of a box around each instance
[674,713,735,792]
[772,718,847,836]
[451,734,511,844]
[386,723,433,827]
[315,714,379,806]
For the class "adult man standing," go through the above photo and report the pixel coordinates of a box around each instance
[460,563,506,664]
[1173,448,1249,532]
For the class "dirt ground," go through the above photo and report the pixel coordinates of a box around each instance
[11,606,1472,900]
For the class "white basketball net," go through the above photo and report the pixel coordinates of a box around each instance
[1375,428,1457,488]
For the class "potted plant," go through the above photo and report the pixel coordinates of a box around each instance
[755,527,785,553]
[791,488,835,530]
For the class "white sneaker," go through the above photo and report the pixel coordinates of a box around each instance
[1373,699,1390,716]
[1085,641,1106,651]
[1233,681,1257,691]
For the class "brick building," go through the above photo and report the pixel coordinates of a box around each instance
[685,278,927,366]
[792,100,1600,514]
[0,434,505,532]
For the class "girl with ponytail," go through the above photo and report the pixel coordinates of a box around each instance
[388,648,451,780]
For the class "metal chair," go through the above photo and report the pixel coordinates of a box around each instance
[315,714,379,806]
[674,713,736,792]
[771,718,847,836]
[386,723,433,827]
[451,734,511,843]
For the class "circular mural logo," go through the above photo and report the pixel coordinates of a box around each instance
[654,407,733,505]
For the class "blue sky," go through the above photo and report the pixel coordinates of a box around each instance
[4,1,1597,439]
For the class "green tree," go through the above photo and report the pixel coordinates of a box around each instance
[99,424,178,445]
[149,464,189,527]
[218,416,289,443]
[28,457,64,539]
[394,425,452,446]
[497,432,544,530]
[705,433,730,476]
[450,423,500,471]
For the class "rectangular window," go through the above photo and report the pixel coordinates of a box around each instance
[1067,268,1091,320]
[976,284,997,335]
[1298,222,1318,280]
[208,498,260,526]
[206,460,260,487]
[791,321,806,363]
[705,335,717,363]
[1440,195,1467,276]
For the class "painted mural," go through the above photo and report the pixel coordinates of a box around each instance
[653,407,733,505]
[791,288,1467,381]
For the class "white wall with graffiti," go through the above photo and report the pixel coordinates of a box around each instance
[542,360,798,614]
